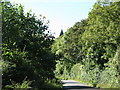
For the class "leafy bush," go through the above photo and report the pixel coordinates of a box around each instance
[97,47,120,88]
[70,63,83,80]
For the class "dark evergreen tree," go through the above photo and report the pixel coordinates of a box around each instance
[59,29,64,36]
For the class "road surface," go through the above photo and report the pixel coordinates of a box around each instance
[61,80,100,90]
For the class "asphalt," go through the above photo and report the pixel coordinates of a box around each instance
[61,80,100,90]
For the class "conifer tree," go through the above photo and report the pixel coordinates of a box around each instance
[59,29,64,36]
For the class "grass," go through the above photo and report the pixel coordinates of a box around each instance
[43,78,63,88]
[44,82,62,88]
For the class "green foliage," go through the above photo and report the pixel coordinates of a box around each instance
[4,80,32,89]
[2,1,57,89]
[70,63,83,80]
[43,78,62,88]
[52,1,120,88]
[97,47,120,88]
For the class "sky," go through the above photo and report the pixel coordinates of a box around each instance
[9,0,97,37]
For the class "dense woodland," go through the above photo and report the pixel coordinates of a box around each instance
[52,1,120,88]
[1,0,120,89]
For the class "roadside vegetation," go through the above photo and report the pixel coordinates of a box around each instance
[52,1,120,88]
[1,0,62,89]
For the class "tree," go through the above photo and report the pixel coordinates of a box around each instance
[2,1,56,88]
[52,19,88,78]
[59,29,64,36]
[52,1,120,88]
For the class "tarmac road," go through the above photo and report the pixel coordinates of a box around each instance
[61,80,100,90]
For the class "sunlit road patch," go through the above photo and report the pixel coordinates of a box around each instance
[61,80,100,90]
